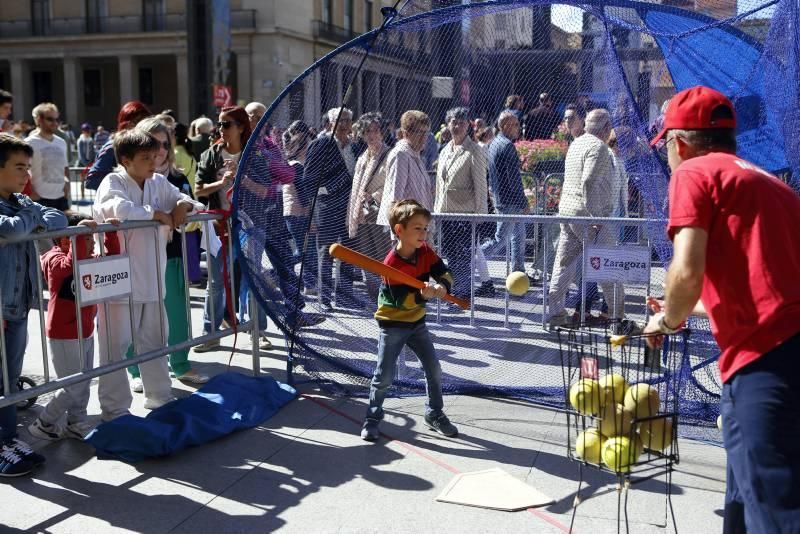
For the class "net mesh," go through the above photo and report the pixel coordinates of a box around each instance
[233,0,798,445]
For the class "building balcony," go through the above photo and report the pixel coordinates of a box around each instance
[0,9,255,39]
[312,20,358,44]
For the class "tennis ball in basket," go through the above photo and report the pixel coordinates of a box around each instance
[575,428,605,464]
[598,403,634,438]
[640,417,674,452]
[569,379,601,415]
[598,373,629,407]
[602,436,639,473]
[505,271,530,296]
[624,383,661,419]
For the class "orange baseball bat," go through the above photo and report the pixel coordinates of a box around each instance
[329,243,470,310]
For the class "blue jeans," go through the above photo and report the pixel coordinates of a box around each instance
[202,246,227,334]
[722,332,800,533]
[481,220,526,273]
[366,322,444,421]
[0,316,28,443]
[238,275,268,332]
[285,215,318,290]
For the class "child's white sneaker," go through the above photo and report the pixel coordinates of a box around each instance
[144,397,177,410]
[63,421,95,440]
[130,377,144,393]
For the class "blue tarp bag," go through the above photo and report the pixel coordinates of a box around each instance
[86,372,297,462]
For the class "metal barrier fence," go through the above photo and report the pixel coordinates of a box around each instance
[430,213,665,329]
[0,213,261,410]
[68,166,95,208]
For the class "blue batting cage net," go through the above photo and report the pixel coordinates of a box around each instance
[234,0,799,445]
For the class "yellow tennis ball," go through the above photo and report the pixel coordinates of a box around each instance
[575,428,605,464]
[598,403,634,438]
[624,383,661,419]
[598,373,629,407]
[569,379,601,415]
[505,271,530,296]
[602,436,639,473]
[640,417,674,452]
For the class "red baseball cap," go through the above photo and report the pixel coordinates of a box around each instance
[650,86,736,147]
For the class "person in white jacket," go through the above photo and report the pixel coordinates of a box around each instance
[376,110,433,228]
[546,109,627,330]
[92,129,203,419]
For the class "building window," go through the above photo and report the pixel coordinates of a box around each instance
[322,0,332,25]
[84,69,103,107]
[139,67,154,105]
[32,71,53,105]
[364,0,373,31]
[31,0,51,36]
[86,0,108,33]
[143,0,165,31]
[344,0,353,33]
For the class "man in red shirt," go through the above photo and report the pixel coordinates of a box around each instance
[644,85,800,533]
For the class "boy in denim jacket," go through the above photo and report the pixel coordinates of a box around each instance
[0,134,67,476]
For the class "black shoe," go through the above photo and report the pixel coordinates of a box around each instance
[424,413,458,437]
[360,419,380,441]
[474,281,496,298]
[8,438,45,467]
[0,445,33,477]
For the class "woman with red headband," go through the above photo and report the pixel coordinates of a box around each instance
[84,101,152,190]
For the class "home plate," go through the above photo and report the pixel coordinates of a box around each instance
[435,468,554,511]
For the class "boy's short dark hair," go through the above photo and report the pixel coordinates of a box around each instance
[53,211,91,246]
[388,199,431,234]
[0,133,33,168]
[113,129,160,164]
[0,90,12,106]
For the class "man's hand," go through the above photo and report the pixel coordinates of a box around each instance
[63,176,70,199]
[153,210,174,229]
[77,219,98,230]
[104,218,122,226]
[172,201,193,228]
[642,313,666,349]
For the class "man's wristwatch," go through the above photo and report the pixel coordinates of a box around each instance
[657,313,681,334]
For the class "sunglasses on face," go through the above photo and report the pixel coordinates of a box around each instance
[218,120,238,129]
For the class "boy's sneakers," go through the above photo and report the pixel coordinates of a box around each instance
[424,413,459,438]
[63,421,96,441]
[0,446,33,477]
[130,377,144,393]
[360,419,381,441]
[174,369,210,384]
[9,438,46,466]
[28,418,62,441]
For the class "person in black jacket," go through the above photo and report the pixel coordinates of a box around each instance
[302,107,364,309]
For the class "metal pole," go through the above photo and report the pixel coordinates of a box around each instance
[0,288,9,398]
[542,222,549,329]
[469,221,475,327]
[204,223,217,335]
[180,225,194,340]
[33,239,50,382]
[70,235,86,371]
[124,231,138,357]
[154,226,167,347]
[226,218,237,332]
[250,292,260,376]
[504,222,510,329]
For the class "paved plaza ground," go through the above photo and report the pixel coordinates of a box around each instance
[1,276,727,533]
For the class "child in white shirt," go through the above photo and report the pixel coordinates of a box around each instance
[93,129,203,419]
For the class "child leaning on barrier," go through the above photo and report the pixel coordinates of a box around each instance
[92,129,203,421]
[0,133,67,477]
[360,199,459,442]
[28,212,120,442]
